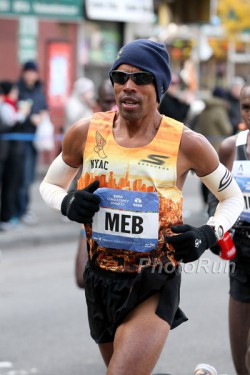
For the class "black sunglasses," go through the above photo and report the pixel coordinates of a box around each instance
[110,70,155,86]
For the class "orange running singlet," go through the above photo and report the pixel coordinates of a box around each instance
[78,111,184,273]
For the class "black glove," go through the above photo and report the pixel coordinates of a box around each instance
[165,224,217,263]
[209,243,221,256]
[61,180,100,224]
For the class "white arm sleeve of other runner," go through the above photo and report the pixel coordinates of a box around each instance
[200,163,244,232]
[39,153,79,211]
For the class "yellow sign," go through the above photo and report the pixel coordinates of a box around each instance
[217,0,250,36]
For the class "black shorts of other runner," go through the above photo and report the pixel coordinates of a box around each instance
[230,227,250,302]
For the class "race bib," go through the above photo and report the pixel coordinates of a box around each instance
[233,161,250,221]
[92,188,159,252]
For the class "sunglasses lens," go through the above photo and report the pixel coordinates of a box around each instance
[133,72,154,85]
[110,71,154,85]
[111,71,128,85]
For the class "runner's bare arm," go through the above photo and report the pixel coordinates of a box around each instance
[180,128,242,226]
[217,135,237,171]
[39,118,91,210]
[61,117,90,167]
[177,126,219,188]
[167,127,243,263]
[207,135,238,219]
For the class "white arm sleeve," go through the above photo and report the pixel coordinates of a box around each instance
[39,153,79,211]
[200,163,244,232]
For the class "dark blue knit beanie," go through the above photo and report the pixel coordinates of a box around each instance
[110,39,171,102]
[22,60,38,72]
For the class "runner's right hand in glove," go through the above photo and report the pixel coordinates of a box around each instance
[209,243,221,256]
[61,180,100,224]
[165,224,217,263]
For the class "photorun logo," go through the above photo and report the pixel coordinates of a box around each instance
[138,154,169,170]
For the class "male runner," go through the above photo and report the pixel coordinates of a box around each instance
[40,39,243,375]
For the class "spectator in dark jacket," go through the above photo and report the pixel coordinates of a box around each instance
[16,60,48,224]
[0,82,7,178]
[158,73,190,122]
[195,86,232,152]
[194,86,232,206]
[0,81,31,229]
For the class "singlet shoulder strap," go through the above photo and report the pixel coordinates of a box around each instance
[235,129,249,160]
[236,129,249,146]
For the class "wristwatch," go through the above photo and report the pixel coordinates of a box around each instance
[212,224,224,241]
[207,218,224,241]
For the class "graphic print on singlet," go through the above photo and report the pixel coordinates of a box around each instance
[232,130,250,222]
[78,111,184,272]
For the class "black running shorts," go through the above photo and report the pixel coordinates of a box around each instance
[230,263,250,302]
[84,261,188,343]
[230,234,250,302]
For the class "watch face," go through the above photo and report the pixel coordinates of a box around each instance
[217,225,224,239]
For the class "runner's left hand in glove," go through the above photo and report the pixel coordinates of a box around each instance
[61,180,100,224]
[165,224,217,263]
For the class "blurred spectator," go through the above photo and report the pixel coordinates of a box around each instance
[0,82,6,180]
[64,77,97,132]
[97,79,117,112]
[195,86,232,152]
[16,60,48,225]
[158,73,190,122]
[178,73,205,129]
[226,76,245,134]
[213,86,227,99]
[186,98,206,129]
[0,81,31,229]
[194,86,232,206]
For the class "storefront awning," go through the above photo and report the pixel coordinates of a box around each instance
[0,0,83,21]
[85,0,154,23]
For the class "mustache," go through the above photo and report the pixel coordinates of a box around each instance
[119,94,140,103]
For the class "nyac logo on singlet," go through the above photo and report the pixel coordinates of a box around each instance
[90,159,109,170]
[138,154,170,170]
